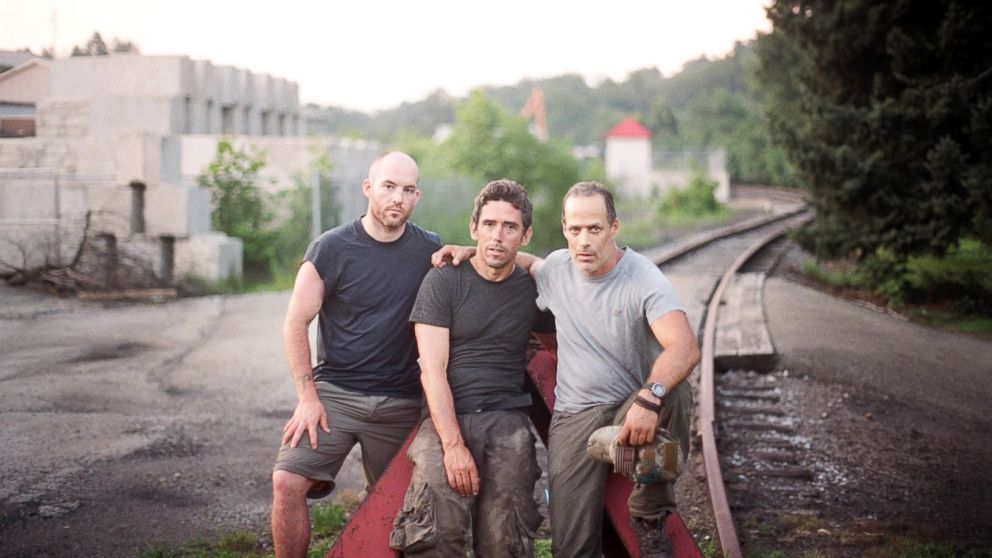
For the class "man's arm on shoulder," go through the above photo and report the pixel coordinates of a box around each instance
[515,251,544,279]
[618,310,700,447]
[431,245,475,268]
[281,261,330,449]
[415,323,480,497]
[432,245,545,278]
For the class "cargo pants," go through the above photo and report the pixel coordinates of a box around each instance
[390,409,543,557]
[547,381,692,558]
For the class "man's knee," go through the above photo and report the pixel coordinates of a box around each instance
[272,469,314,500]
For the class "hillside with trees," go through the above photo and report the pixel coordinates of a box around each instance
[308,41,796,186]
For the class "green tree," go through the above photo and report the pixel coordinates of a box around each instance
[440,91,583,254]
[198,140,274,279]
[756,0,992,260]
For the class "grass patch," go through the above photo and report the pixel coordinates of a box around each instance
[139,530,269,558]
[140,497,356,558]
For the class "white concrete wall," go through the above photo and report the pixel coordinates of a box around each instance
[175,232,242,281]
[606,137,653,197]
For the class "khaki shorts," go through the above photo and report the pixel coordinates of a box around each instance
[273,381,422,499]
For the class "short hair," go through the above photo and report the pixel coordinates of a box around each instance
[471,179,533,230]
[562,181,617,224]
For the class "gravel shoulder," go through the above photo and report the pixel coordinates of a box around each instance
[673,249,992,555]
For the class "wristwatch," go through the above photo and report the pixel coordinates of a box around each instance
[643,382,667,399]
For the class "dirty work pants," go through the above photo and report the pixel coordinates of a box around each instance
[390,410,543,558]
[548,382,692,558]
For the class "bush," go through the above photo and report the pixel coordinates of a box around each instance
[657,173,722,217]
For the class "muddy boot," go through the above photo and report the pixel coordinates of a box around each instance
[630,512,673,558]
[586,425,684,484]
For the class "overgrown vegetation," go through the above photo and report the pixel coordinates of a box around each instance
[197,140,338,289]
[800,236,992,334]
[656,173,729,224]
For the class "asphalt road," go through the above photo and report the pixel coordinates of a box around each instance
[0,286,367,557]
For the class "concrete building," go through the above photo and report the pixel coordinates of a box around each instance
[604,117,729,203]
[0,54,378,284]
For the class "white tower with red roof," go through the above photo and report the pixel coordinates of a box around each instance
[605,117,653,197]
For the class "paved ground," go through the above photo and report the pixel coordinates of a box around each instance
[0,286,367,557]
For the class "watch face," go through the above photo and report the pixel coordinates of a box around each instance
[650,383,666,397]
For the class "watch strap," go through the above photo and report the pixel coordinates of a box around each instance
[633,395,661,413]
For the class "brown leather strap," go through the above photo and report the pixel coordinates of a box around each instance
[633,395,661,413]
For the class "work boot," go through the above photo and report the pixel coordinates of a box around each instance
[586,425,684,484]
[631,512,673,558]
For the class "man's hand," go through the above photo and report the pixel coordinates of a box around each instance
[282,397,330,449]
[617,399,658,447]
[442,444,480,497]
[431,245,476,268]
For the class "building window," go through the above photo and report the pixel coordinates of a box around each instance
[278,113,286,136]
[243,105,252,135]
[222,104,234,134]
[261,110,271,136]
[206,99,214,134]
[183,96,193,134]
[129,181,146,234]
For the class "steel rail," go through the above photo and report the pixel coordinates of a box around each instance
[694,211,813,558]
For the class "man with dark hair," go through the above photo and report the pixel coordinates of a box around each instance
[435,181,699,557]
[390,179,554,557]
[271,152,441,558]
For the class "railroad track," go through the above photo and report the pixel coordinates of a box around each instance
[653,206,814,558]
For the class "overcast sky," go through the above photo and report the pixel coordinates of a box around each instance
[1,0,772,113]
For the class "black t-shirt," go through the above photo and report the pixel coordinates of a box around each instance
[305,218,441,397]
[410,262,555,414]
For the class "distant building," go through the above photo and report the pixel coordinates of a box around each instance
[605,118,653,196]
[0,54,379,284]
[604,116,729,202]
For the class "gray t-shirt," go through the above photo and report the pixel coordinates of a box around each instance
[410,263,554,414]
[535,247,683,413]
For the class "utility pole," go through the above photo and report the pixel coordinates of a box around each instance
[311,171,322,239]
[51,10,57,58]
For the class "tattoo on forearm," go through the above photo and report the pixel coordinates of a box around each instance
[297,372,313,390]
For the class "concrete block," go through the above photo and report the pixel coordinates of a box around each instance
[175,232,242,281]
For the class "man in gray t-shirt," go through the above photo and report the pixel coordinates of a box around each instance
[390,180,554,558]
[534,182,699,557]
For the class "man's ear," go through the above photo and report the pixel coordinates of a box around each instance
[522,226,533,246]
[361,178,372,198]
[469,219,479,241]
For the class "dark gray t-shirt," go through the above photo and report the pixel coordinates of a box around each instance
[410,263,554,414]
[305,218,441,398]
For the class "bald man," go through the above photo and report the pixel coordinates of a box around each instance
[271,152,441,557]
